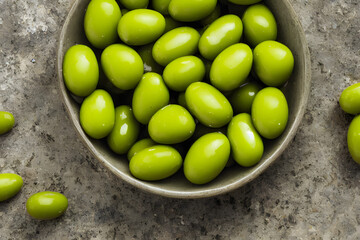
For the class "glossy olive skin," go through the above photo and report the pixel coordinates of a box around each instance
[127,138,156,160]
[132,72,170,124]
[199,15,243,60]
[152,27,200,66]
[253,40,294,87]
[101,44,144,90]
[252,87,288,139]
[137,44,163,74]
[129,145,183,181]
[200,4,221,26]
[242,4,277,47]
[0,173,23,201]
[348,115,360,164]
[339,83,360,115]
[63,45,99,97]
[26,192,68,220]
[227,113,263,167]
[228,0,262,5]
[0,111,15,135]
[148,104,195,144]
[80,89,115,139]
[230,81,262,114]
[210,43,253,91]
[152,0,171,15]
[185,82,233,128]
[169,0,217,22]
[107,106,140,154]
[117,9,166,46]
[163,56,205,91]
[119,0,148,10]
[84,0,121,49]
[184,132,230,184]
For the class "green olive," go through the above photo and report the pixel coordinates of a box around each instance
[129,145,183,181]
[0,173,23,201]
[127,138,156,161]
[251,87,288,139]
[101,44,144,90]
[348,115,360,164]
[200,4,222,26]
[210,43,253,91]
[132,72,170,124]
[63,44,99,97]
[163,56,205,91]
[230,81,262,114]
[339,83,360,115]
[152,0,171,15]
[0,111,15,135]
[253,40,294,87]
[184,132,230,184]
[242,4,277,47]
[119,0,148,10]
[227,113,263,167]
[84,0,121,49]
[148,104,195,144]
[137,44,163,74]
[117,9,166,46]
[185,82,233,128]
[199,14,243,60]
[97,66,126,96]
[80,89,115,139]
[152,27,200,66]
[168,0,217,22]
[228,0,262,5]
[107,106,140,154]
[26,192,68,220]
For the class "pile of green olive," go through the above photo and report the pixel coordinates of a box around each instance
[340,83,360,164]
[0,172,68,220]
[63,0,295,184]
[0,115,68,220]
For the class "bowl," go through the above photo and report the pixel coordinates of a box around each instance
[57,0,311,198]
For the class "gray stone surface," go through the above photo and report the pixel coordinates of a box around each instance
[0,0,359,239]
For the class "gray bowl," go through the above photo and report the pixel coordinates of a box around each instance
[57,0,311,198]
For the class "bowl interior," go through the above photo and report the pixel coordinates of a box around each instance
[57,0,311,198]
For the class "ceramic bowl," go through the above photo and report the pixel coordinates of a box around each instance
[57,0,311,198]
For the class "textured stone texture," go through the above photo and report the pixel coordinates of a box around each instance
[0,0,359,239]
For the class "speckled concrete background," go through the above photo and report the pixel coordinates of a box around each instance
[0,0,359,239]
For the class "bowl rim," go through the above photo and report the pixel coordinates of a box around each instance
[57,0,311,199]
